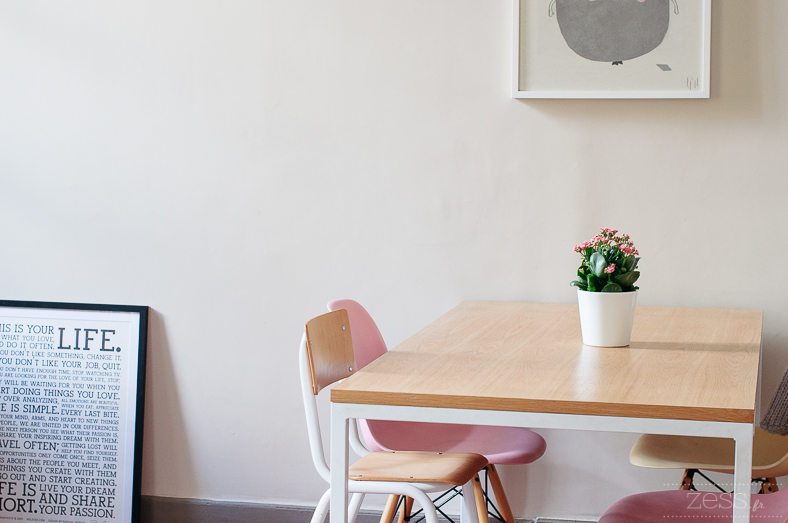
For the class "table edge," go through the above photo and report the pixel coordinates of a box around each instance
[330,389,755,423]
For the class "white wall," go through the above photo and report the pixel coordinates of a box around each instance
[1,0,787,519]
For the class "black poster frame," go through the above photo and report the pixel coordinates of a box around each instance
[0,300,148,523]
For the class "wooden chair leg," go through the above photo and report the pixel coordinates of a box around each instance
[380,495,400,523]
[760,478,779,494]
[679,469,695,490]
[397,497,413,523]
[472,474,491,523]
[486,465,515,523]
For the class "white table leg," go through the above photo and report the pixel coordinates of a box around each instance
[330,405,350,523]
[460,480,480,523]
[732,424,754,523]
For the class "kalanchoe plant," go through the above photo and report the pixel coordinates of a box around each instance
[571,228,640,293]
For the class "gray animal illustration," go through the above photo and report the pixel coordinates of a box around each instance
[548,0,679,65]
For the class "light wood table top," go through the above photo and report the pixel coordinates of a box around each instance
[331,301,763,423]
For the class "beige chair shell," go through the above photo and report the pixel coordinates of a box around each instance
[630,427,788,480]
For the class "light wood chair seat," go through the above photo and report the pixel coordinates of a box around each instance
[630,427,788,477]
[349,451,489,485]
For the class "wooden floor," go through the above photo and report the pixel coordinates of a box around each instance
[140,496,571,523]
[141,496,454,523]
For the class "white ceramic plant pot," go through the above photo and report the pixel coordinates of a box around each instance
[577,289,638,347]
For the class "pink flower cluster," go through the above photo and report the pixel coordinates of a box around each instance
[573,228,639,257]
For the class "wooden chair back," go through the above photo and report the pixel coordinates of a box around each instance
[305,309,356,394]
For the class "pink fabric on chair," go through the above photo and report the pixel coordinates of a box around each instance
[327,299,547,466]
[361,420,547,465]
[599,489,788,523]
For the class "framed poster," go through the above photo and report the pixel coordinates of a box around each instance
[0,301,148,523]
[513,0,712,98]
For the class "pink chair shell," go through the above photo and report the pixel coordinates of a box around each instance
[361,420,546,465]
[599,489,788,523]
[327,299,546,466]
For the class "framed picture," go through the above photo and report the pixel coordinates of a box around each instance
[513,0,712,98]
[0,300,148,523]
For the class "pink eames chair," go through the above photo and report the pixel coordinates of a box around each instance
[599,488,788,523]
[327,300,547,523]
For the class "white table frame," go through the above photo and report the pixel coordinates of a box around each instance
[330,404,755,523]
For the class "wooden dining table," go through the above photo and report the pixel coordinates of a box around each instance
[329,301,763,523]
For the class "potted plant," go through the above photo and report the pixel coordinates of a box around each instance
[571,228,640,347]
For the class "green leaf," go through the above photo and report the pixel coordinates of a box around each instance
[614,270,640,287]
[622,256,635,272]
[632,257,640,270]
[602,282,622,292]
[570,281,587,291]
[587,274,600,292]
[590,252,607,278]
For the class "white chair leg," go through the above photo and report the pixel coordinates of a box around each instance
[408,489,439,523]
[349,493,365,523]
[460,480,480,523]
[311,489,331,523]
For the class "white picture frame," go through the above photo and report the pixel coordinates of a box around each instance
[513,0,712,99]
